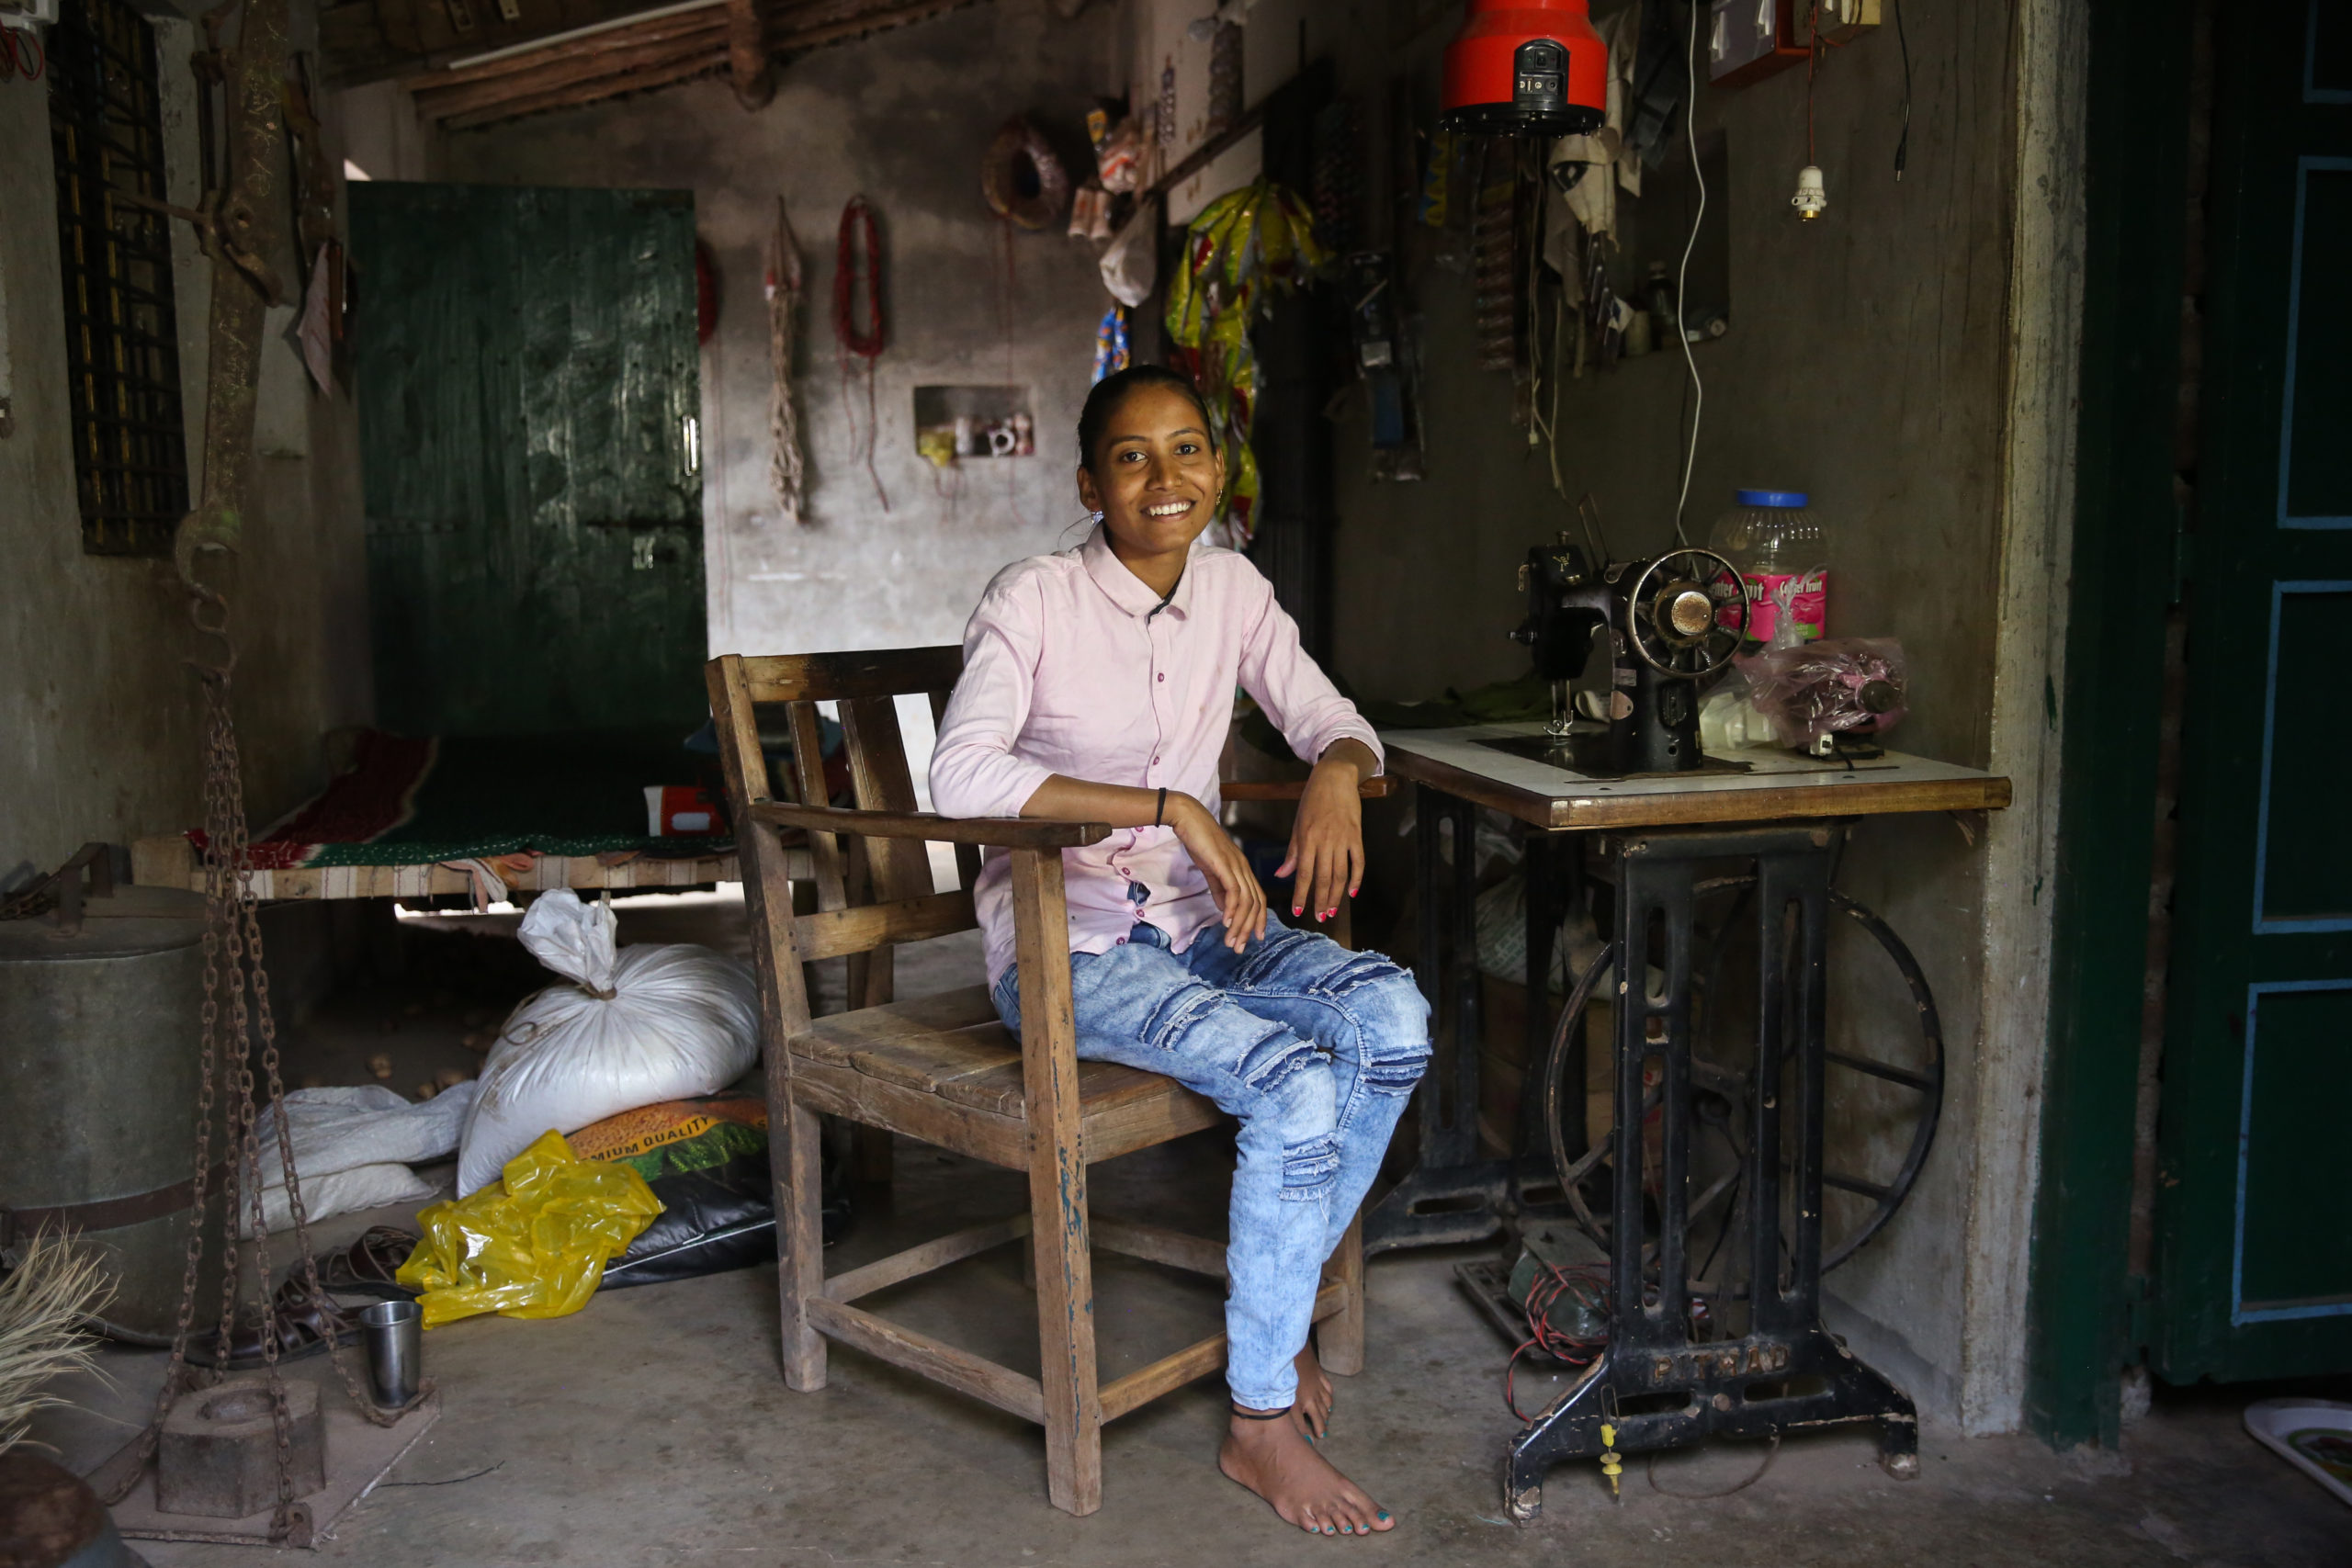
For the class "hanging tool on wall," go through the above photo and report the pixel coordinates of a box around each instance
[1343,250,1423,482]
[765,196,807,527]
[832,195,890,513]
[1469,142,1518,376]
[100,0,428,1546]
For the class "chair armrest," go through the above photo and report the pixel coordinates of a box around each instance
[1218,776,1400,803]
[748,800,1112,850]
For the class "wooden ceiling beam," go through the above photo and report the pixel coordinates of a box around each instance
[409,0,983,127]
[403,4,724,91]
[768,0,973,52]
[413,26,724,118]
[322,0,680,87]
[441,48,727,128]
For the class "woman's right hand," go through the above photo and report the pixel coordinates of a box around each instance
[1170,795,1266,953]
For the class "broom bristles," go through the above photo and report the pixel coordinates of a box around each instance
[0,1229,116,1455]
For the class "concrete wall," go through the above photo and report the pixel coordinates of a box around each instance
[432,0,1125,683]
[0,4,372,883]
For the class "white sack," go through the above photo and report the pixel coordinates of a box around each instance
[456,890,759,1196]
[241,1164,435,1239]
[241,1082,475,1236]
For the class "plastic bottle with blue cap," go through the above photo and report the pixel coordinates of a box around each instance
[1709,489,1828,649]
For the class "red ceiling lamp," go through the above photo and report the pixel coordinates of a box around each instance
[1439,0,1608,138]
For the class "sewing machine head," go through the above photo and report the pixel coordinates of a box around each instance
[1503,534,1747,776]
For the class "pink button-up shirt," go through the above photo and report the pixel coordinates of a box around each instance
[931,525,1384,988]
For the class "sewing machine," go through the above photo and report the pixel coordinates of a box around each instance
[1497,536,1747,776]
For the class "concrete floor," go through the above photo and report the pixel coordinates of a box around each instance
[38,893,2351,1566]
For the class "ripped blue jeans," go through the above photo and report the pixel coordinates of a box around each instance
[992,918,1430,1412]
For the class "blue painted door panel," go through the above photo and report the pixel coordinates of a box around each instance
[2154,6,2352,1381]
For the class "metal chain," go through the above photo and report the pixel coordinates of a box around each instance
[194,660,412,1540]
[101,686,235,1507]
[104,649,415,1541]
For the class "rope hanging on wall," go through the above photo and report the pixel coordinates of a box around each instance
[832,195,889,512]
[763,197,806,527]
[980,117,1071,232]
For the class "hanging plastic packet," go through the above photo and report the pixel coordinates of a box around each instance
[1099,198,1159,309]
[1092,112,1142,194]
[1093,305,1130,383]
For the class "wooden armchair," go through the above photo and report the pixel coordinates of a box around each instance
[705,648,1385,1517]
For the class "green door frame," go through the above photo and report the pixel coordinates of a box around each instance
[2025,0,2195,1448]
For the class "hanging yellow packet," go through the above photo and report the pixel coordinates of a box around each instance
[395,1130,662,1328]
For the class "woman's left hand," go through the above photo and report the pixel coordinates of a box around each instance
[1277,750,1371,925]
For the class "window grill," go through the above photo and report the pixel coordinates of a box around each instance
[50,0,189,558]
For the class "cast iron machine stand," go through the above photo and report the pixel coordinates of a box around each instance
[1369,712,2009,1515]
[1502,821,1918,1521]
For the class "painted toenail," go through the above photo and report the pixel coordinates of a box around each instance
[1376,1510,1391,1521]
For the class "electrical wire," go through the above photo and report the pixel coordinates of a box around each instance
[1892,0,1912,180]
[1690,1164,1741,1287]
[1503,1262,1609,1421]
[1648,1434,1780,1497]
[1806,1,1820,165]
[1668,0,1708,547]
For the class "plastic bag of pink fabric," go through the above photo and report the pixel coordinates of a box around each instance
[1741,637,1910,750]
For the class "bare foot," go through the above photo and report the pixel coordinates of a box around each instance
[1220,1408,1394,1536]
[1294,1341,1335,1440]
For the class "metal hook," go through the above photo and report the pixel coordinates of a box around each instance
[182,561,238,678]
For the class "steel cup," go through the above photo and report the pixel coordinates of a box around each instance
[360,1300,422,1407]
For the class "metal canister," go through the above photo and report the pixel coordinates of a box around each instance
[0,887,221,1339]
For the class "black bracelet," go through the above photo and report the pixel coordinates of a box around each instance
[1153,786,1168,828]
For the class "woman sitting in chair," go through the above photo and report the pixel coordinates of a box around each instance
[931,365,1431,1537]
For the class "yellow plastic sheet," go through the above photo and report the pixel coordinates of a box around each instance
[396,1130,662,1328]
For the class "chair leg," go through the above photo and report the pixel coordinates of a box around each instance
[1030,1168,1102,1516]
[777,1099,828,1392]
[1011,846,1102,1514]
[1321,1206,1367,1377]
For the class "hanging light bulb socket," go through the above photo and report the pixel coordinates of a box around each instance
[1791,164,1828,220]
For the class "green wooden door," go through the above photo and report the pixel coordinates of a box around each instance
[348,183,705,737]
[2153,6,2352,1382]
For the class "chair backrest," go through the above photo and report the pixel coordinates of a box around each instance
[707,648,982,1030]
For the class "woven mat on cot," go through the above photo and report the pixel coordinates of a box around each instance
[190,728,732,871]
